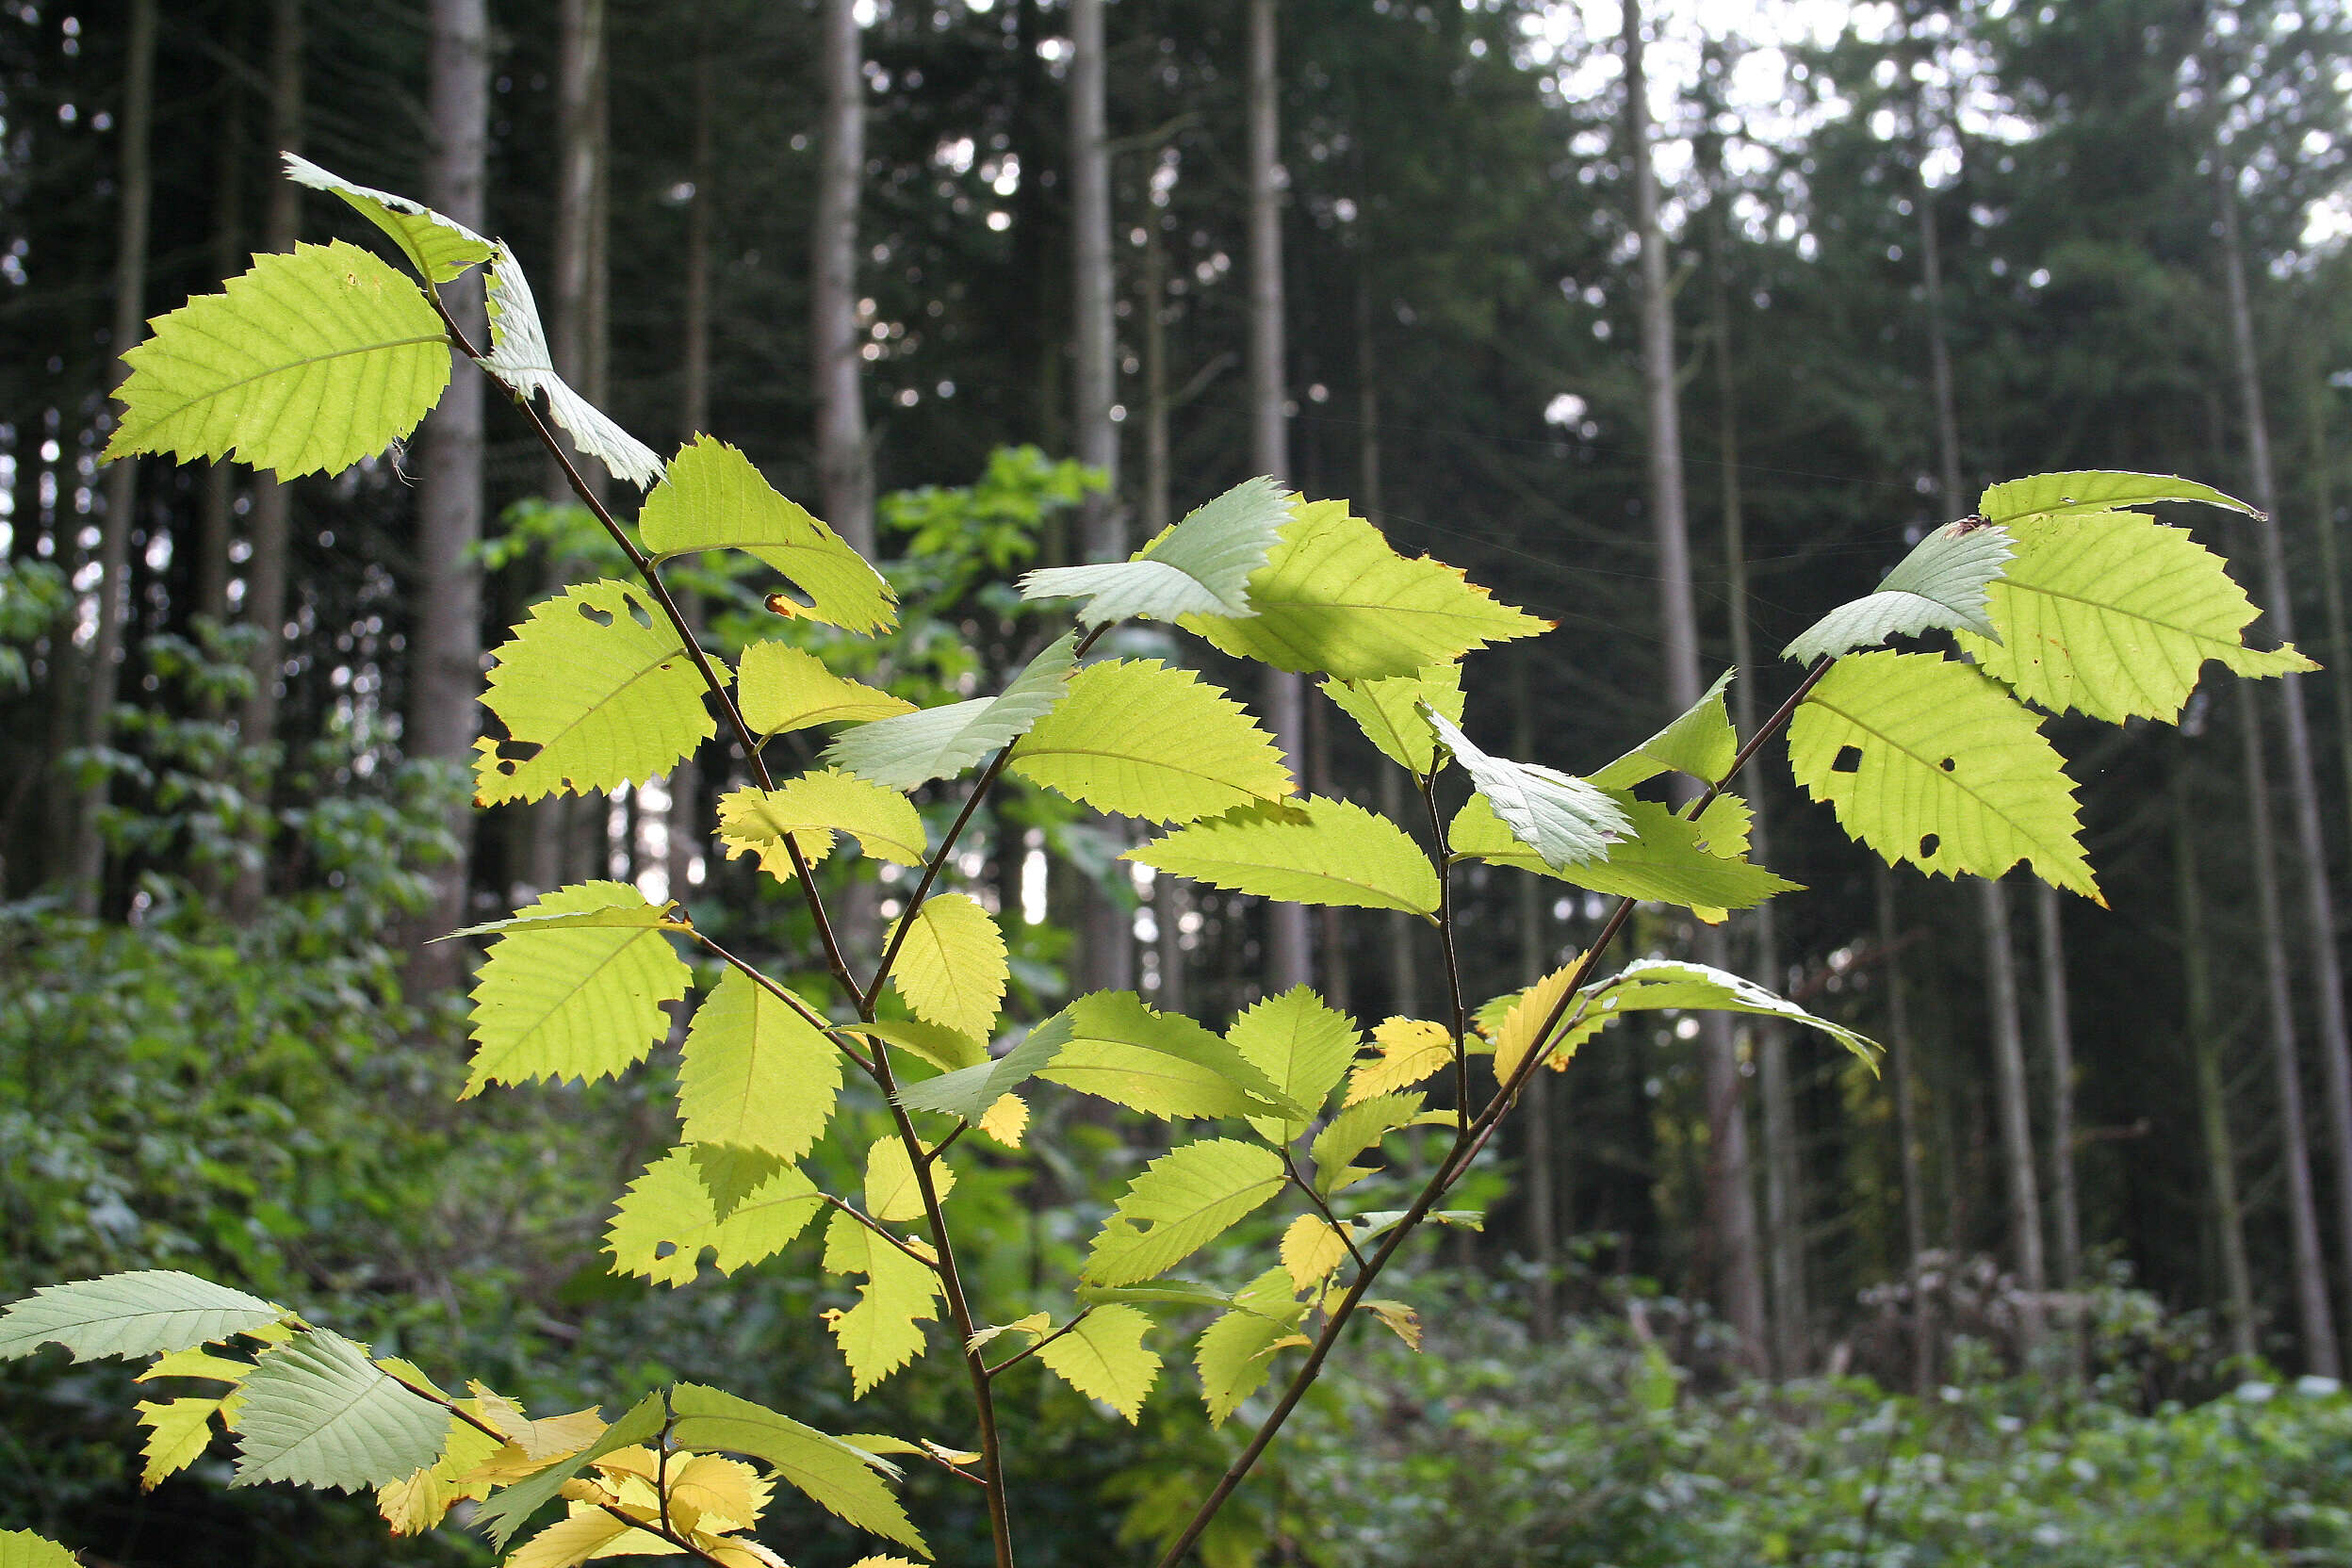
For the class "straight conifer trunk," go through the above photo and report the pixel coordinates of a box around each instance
[2035,884,2082,1295]
[667,27,714,912]
[1878,868,1934,1392]
[239,0,303,774]
[814,0,874,558]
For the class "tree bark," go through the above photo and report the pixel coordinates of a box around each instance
[1980,877,2050,1351]
[2305,369,2352,858]
[814,0,874,557]
[196,79,246,631]
[2034,884,2082,1295]
[667,23,714,912]
[1516,658,1557,1341]
[1878,867,1934,1393]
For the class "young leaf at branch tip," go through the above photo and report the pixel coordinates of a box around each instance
[678,967,842,1164]
[1008,658,1296,823]
[1280,1216,1349,1290]
[1579,958,1882,1067]
[716,771,927,884]
[472,579,716,807]
[1082,1139,1288,1287]
[885,892,1007,1040]
[1449,792,1798,920]
[0,1270,286,1362]
[1782,519,2016,664]
[1182,499,1552,679]
[1590,669,1738,790]
[1226,986,1363,1142]
[1952,511,2316,723]
[230,1329,450,1491]
[282,154,495,284]
[464,880,692,1098]
[893,1011,1072,1121]
[738,641,914,737]
[1345,1019,1454,1106]
[105,241,451,481]
[480,248,664,488]
[1126,796,1441,917]
[606,1148,823,1286]
[1038,989,1305,1120]
[1426,708,1630,873]
[966,1314,1053,1355]
[1321,663,1464,775]
[863,1136,956,1224]
[1036,1304,1163,1423]
[1196,1268,1311,1427]
[1018,475,1293,623]
[642,437,896,632]
[1788,651,2100,902]
[1979,469,2259,524]
[822,1209,943,1396]
[825,632,1078,790]
[1311,1092,1431,1197]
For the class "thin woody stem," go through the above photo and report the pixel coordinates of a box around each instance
[983,1306,1094,1380]
[1420,771,1471,1135]
[819,1192,945,1272]
[1282,1151,1368,1272]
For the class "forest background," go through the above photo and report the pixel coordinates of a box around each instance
[8,0,2352,1562]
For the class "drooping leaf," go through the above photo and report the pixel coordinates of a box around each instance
[1008,659,1295,824]
[464,881,692,1097]
[0,1271,284,1362]
[825,633,1078,790]
[474,1393,666,1549]
[821,1211,942,1396]
[893,1012,1073,1121]
[606,1148,823,1285]
[1183,501,1550,678]
[1019,477,1292,624]
[716,771,927,881]
[678,968,842,1164]
[1037,990,1302,1120]
[282,154,495,284]
[1781,521,2016,664]
[1226,986,1362,1141]
[1280,1216,1349,1290]
[1590,670,1738,790]
[1037,1304,1162,1423]
[665,1384,927,1556]
[136,1397,221,1487]
[473,579,714,806]
[641,437,895,632]
[1979,470,2258,524]
[1082,1140,1287,1287]
[886,893,1007,1040]
[1126,797,1440,917]
[1311,1092,1433,1197]
[1448,792,1797,918]
[1320,664,1464,775]
[1788,651,2099,901]
[104,241,450,481]
[481,249,664,487]
[737,642,913,738]
[1426,710,1629,873]
[230,1330,449,1491]
[1195,1268,1309,1427]
[1952,511,2315,723]
[1345,1019,1454,1106]
[863,1136,956,1225]
[1578,958,1881,1066]
[1364,1299,1424,1350]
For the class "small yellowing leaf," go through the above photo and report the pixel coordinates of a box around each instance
[1280,1216,1348,1290]
[1345,1019,1453,1106]
[1490,961,1582,1081]
[978,1093,1028,1148]
[135,1397,220,1488]
[863,1135,956,1224]
[1364,1298,1424,1350]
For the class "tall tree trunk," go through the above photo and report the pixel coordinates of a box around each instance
[2217,166,2352,1355]
[1137,201,1187,1012]
[196,81,246,631]
[409,0,491,985]
[1980,877,2049,1351]
[1879,868,1934,1393]
[2306,369,2352,856]
[1358,256,1418,1021]
[2034,884,2082,1294]
[1248,0,1309,993]
[814,0,874,558]
[1624,0,1763,1367]
[71,0,157,915]
[1516,658,1558,1340]
[667,24,714,912]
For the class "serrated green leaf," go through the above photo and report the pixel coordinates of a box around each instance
[1073,1281,1235,1311]
[473,1393,665,1549]
[1009,659,1295,824]
[1788,651,2099,901]
[822,1210,942,1396]
[687,1144,791,1222]
[886,893,1006,1039]
[855,1018,992,1075]
[1782,521,2015,664]
[825,633,1078,789]
[473,579,715,806]
[1182,500,1550,678]
[230,1330,448,1491]
[716,771,927,884]
[605,1147,823,1285]
[104,241,450,481]
[894,1012,1072,1121]
[1311,1091,1433,1196]
[1320,665,1464,775]
[738,641,914,737]
[1427,710,1628,873]
[0,1532,80,1568]
[1196,1268,1309,1427]
[1979,470,2258,524]
[282,154,494,284]
[1345,1018,1453,1105]
[1019,476,1291,623]
[464,881,692,1097]
[1037,990,1302,1120]
[1126,797,1440,917]
[1579,957,1880,1066]
[1226,986,1362,1141]
[1448,792,1797,917]
[438,895,689,940]
[666,1384,926,1556]
[1082,1139,1286,1287]
[0,1271,284,1362]
[642,436,895,632]
[1952,512,2317,723]
[481,249,662,487]
[136,1396,223,1486]
[678,967,842,1163]
[1590,669,1737,790]
[1037,1304,1162,1423]
[863,1136,956,1224]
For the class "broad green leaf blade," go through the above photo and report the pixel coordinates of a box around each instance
[105,241,450,481]
[1448,792,1798,917]
[1009,659,1295,824]
[1979,470,2258,524]
[474,1393,666,1549]
[1226,986,1362,1135]
[282,154,495,284]
[738,641,913,738]
[1782,521,2015,664]
[464,880,693,1097]
[642,437,896,632]
[1082,1139,1286,1287]
[717,772,928,883]
[0,1271,284,1362]
[863,1135,956,1224]
[482,249,663,487]
[825,633,1078,790]
[688,1144,791,1221]
[1037,990,1302,1120]
[1310,1091,1429,1197]
[1320,664,1464,776]
[1037,1304,1162,1423]
[1590,669,1737,790]
[1427,710,1628,873]
[1125,797,1440,917]
[1181,500,1551,678]
[474,579,715,807]
[678,968,842,1162]
[1788,651,2099,901]
[822,1210,942,1396]
[666,1384,926,1556]
[1583,957,1881,1065]
[886,893,1006,1039]
[1196,1268,1308,1427]
[231,1330,449,1491]
[0,1532,79,1568]
[605,1148,822,1285]
[894,1013,1073,1121]
[1952,512,2317,723]
[1019,477,1292,623]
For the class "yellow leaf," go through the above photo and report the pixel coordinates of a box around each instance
[1364,1298,1424,1350]
[1280,1216,1348,1290]
[1345,1019,1453,1106]
[134,1397,218,1488]
[504,1506,640,1568]
[863,1135,956,1224]
[664,1453,772,1534]
[737,641,914,738]
[886,893,1007,1039]
[377,1415,503,1534]
[137,1348,254,1385]
[716,771,927,882]
[1490,961,1581,1081]
[978,1093,1028,1148]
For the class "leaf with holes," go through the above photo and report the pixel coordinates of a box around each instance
[1427,710,1628,873]
[822,1211,942,1396]
[0,1271,284,1362]
[1979,469,2258,524]
[886,894,1006,1040]
[826,633,1078,790]
[678,968,842,1165]
[1037,1304,1162,1423]
[1782,521,2016,664]
[738,642,913,738]
[231,1330,449,1491]
[1321,664,1464,775]
[605,1149,823,1286]
[1082,1140,1287,1287]
[1019,477,1292,624]
[284,154,495,284]
[482,248,663,487]
[464,881,692,1097]
[1009,659,1295,824]
[1037,990,1301,1120]
[642,437,895,632]
[1126,797,1439,917]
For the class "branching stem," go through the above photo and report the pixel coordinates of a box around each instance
[983,1307,1093,1380]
